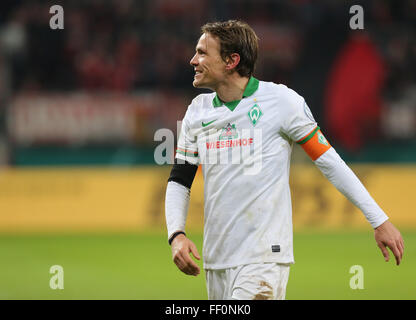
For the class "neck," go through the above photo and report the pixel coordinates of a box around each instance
[215,74,250,103]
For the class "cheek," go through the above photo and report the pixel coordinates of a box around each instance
[212,59,226,73]
[200,60,210,72]
[203,62,220,75]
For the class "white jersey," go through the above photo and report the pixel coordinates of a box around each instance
[176,77,318,269]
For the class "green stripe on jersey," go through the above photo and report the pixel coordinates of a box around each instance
[212,77,259,111]
[297,126,320,145]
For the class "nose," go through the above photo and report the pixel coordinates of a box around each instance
[190,53,198,67]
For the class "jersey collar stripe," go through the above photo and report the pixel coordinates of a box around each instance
[212,77,260,111]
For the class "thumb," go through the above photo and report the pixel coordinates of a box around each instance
[189,242,201,260]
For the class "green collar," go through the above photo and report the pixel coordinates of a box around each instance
[212,76,259,111]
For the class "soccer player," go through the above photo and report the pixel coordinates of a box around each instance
[165,20,404,300]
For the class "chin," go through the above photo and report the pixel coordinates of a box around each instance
[193,79,213,90]
[193,79,204,88]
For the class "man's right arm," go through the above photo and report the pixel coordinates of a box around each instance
[165,160,201,276]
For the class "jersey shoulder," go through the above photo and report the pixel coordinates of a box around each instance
[259,81,306,119]
[258,80,304,105]
[258,81,316,138]
[189,92,216,111]
[181,92,215,124]
[184,92,216,122]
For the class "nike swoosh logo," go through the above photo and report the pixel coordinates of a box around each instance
[202,119,217,127]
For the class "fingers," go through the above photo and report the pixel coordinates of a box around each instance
[397,236,405,264]
[172,241,201,276]
[378,239,403,266]
[377,241,390,262]
[174,251,200,276]
[374,222,404,266]
[173,253,187,272]
[389,241,401,266]
[397,240,404,263]
[387,235,404,266]
[181,250,201,276]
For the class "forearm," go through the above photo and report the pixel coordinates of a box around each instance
[314,148,388,228]
[165,160,198,240]
[165,181,190,240]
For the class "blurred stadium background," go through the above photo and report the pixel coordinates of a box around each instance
[0,0,415,299]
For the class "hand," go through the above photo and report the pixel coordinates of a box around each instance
[171,233,201,276]
[374,220,404,265]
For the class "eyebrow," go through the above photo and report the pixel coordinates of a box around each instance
[195,46,206,54]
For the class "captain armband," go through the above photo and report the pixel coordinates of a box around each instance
[296,126,331,161]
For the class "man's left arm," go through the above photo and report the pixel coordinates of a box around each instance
[277,87,404,265]
[313,146,404,265]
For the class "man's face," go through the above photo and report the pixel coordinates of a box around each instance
[190,33,227,90]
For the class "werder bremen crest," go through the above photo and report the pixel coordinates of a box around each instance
[248,104,263,126]
[219,123,238,140]
[317,131,329,146]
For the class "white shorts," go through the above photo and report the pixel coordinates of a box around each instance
[205,263,290,300]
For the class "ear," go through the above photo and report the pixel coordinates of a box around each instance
[225,53,240,71]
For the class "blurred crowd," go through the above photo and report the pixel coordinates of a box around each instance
[0,0,415,164]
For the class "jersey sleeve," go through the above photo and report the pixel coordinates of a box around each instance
[176,107,200,165]
[279,86,331,161]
